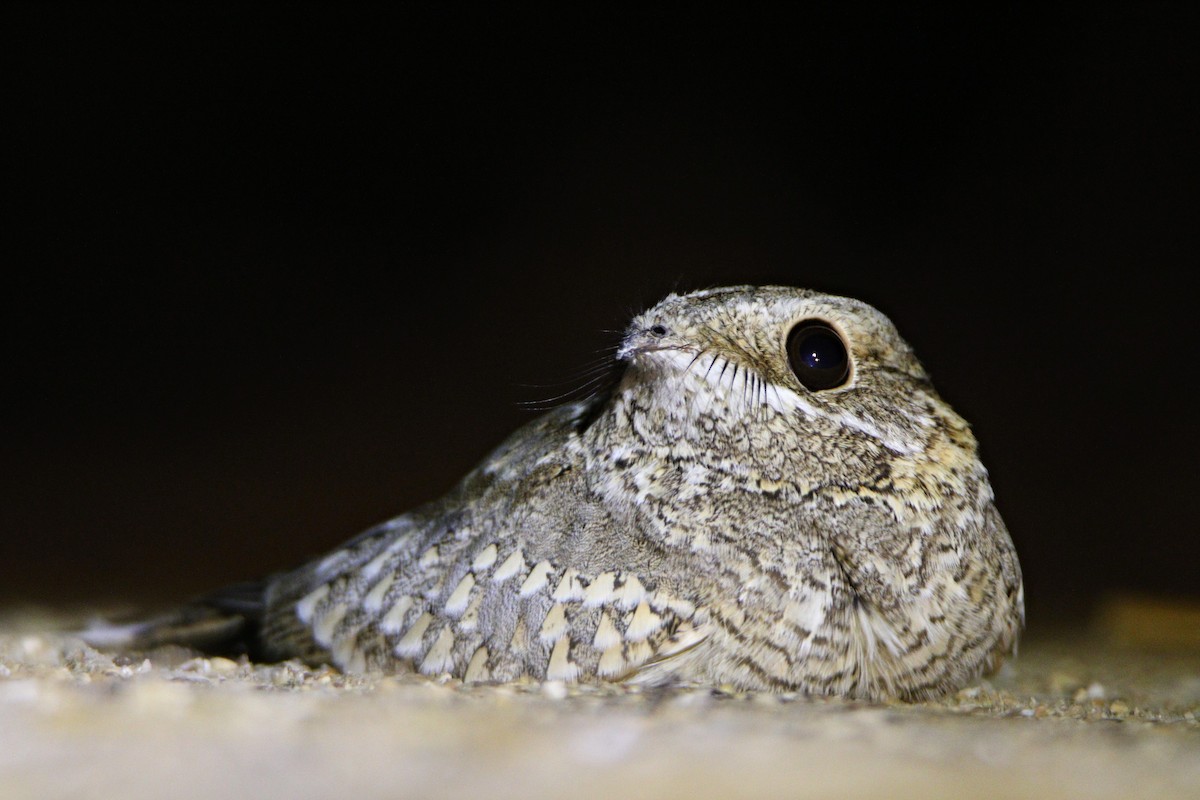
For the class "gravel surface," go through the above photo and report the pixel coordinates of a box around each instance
[2,608,1198,800]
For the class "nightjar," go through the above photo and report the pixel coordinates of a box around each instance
[94,286,1023,700]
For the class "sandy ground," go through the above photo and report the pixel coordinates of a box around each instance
[2,607,1198,800]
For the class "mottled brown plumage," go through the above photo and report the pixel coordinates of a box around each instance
[103,286,1024,700]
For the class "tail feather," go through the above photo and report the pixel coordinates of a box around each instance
[80,580,269,660]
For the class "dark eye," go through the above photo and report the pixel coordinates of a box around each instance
[786,321,851,391]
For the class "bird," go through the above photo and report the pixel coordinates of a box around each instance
[89,286,1023,701]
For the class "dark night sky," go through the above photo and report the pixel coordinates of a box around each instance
[4,7,1198,622]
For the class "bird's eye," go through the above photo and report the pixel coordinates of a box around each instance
[786,321,851,391]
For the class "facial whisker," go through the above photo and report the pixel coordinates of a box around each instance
[517,359,619,389]
[684,349,707,375]
[516,365,623,409]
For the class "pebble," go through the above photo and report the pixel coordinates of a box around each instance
[170,672,211,684]
[21,636,48,658]
[208,657,239,675]
[669,690,712,709]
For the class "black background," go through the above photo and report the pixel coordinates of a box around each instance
[5,7,1198,623]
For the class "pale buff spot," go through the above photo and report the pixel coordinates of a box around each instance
[552,569,585,603]
[592,612,622,650]
[583,572,617,608]
[418,546,440,569]
[614,574,646,609]
[509,619,529,652]
[312,603,348,648]
[546,636,580,682]
[597,645,627,678]
[444,572,476,617]
[295,584,329,624]
[332,631,360,670]
[539,603,568,644]
[395,612,433,659]
[362,573,396,614]
[359,550,393,582]
[519,561,554,597]
[380,595,415,635]
[625,600,662,642]
[419,627,456,675]
[492,548,525,583]
[463,646,490,683]
[471,544,498,571]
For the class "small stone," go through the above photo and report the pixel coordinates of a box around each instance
[1086,682,1106,700]
[542,680,568,700]
[208,657,239,675]
[670,690,712,709]
[20,636,48,659]
[168,672,210,684]
[1109,700,1130,716]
